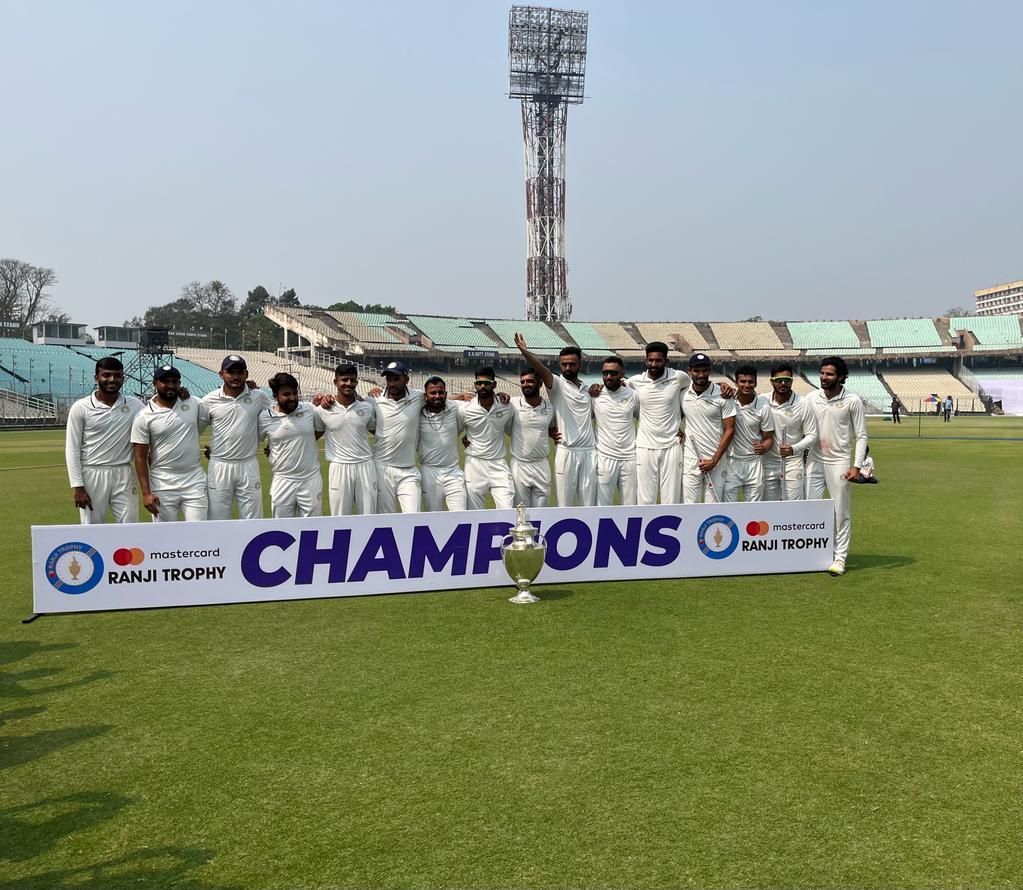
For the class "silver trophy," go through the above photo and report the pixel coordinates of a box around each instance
[501,504,547,604]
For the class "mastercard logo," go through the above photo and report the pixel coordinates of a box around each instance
[745,521,771,537]
[113,547,145,566]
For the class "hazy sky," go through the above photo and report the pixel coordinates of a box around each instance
[2,0,1021,325]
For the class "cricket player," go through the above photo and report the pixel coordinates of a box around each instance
[65,356,143,524]
[722,365,774,502]
[457,367,516,510]
[515,333,596,507]
[198,355,271,520]
[369,361,423,513]
[509,369,556,508]
[628,341,690,505]
[593,356,639,506]
[680,353,736,504]
[805,355,868,576]
[763,363,817,501]
[258,372,325,518]
[315,364,378,516]
[131,364,207,522]
[418,376,467,512]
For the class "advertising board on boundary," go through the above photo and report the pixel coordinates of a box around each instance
[32,501,835,614]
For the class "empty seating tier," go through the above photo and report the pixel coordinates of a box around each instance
[949,316,1023,349]
[406,316,497,351]
[561,322,611,354]
[866,319,942,349]
[635,323,711,352]
[709,322,784,351]
[486,320,567,353]
[591,323,644,353]
[787,321,861,350]
[842,371,891,413]
[881,369,974,407]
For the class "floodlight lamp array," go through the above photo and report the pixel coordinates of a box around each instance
[508,5,588,103]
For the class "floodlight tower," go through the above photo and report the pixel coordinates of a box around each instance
[508,5,588,322]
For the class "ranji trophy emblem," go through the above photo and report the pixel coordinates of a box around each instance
[500,505,547,604]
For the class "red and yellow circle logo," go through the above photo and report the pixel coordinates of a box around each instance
[113,547,145,566]
[745,521,770,537]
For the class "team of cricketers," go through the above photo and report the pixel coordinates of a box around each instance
[65,342,868,575]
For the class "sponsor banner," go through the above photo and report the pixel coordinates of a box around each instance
[32,500,834,614]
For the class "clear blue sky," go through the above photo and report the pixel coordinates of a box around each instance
[2,0,1020,324]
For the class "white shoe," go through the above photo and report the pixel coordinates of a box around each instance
[827,560,846,576]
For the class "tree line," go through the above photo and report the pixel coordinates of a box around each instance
[0,258,65,337]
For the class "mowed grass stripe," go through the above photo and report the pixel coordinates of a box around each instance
[1,426,1020,888]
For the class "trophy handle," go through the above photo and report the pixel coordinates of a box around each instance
[501,534,514,549]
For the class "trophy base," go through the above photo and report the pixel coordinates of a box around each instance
[508,590,540,604]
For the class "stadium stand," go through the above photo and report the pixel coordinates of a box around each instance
[0,339,97,399]
[406,315,498,352]
[842,370,891,413]
[486,319,567,354]
[590,323,645,356]
[175,347,335,397]
[881,369,975,408]
[804,348,876,355]
[710,322,784,352]
[787,321,861,351]
[866,319,953,353]
[635,322,716,353]
[561,322,611,354]
[329,311,426,353]
[949,316,1023,351]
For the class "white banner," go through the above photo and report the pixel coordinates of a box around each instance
[32,500,835,614]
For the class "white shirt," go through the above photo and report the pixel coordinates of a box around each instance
[808,387,869,467]
[728,394,775,460]
[316,400,376,464]
[198,387,272,461]
[765,392,818,465]
[418,406,463,468]
[66,392,145,487]
[548,376,595,450]
[459,398,514,462]
[681,383,736,463]
[592,386,639,460]
[369,389,423,467]
[510,396,553,462]
[130,399,202,489]
[258,403,324,480]
[627,367,692,449]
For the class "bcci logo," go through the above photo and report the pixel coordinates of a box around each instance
[697,515,739,560]
[45,542,104,594]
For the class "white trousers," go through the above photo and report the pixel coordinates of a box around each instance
[682,450,727,504]
[420,464,467,512]
[79,464,139,524]
[763,455,806,502]
[207,457,263,520]
[465,456,515,510]
[510,457,551,508]
[328,462,377,516]
[635,444,682,505]
[805,458,851,564]
[271,470,323,518]
[597,454,638,507]
[554,447,597,508]
[376,464,421,514]
[722,456,765,503]
[151,467,208,522]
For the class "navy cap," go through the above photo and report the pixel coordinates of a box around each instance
[221,354,247,371]
[687,352,712,368]
[380,360,409,376]
[153,364,180,381]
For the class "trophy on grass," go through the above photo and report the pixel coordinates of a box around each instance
[501,505,547,604]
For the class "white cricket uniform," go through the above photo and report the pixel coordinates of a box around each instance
[370,390,423,513]
[593,385,639,507]
[131,399,207,522]
[763,392,817,502]
[317,399,378,516]
[198,387,271,520]
[548,375,597,507]
[681,383,736,504]
[805,387,868,566]
[509,396,553,508]
[418,406,467,512]
[66,392,144,524]
[722,394,774,503]
[258,403,325,518]
[628,368,691,505]
[459,398,515,510]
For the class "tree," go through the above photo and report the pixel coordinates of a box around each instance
[942,306,971,317]
[0,258,62,337]
[326,299,396,314]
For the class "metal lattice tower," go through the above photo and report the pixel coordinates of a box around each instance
[508,6,588,322]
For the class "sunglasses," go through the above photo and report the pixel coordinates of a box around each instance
[770,377,793,383]
[474,380,496,387]
[601,369,622,376]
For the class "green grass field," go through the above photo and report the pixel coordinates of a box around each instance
[2,421,1021,889]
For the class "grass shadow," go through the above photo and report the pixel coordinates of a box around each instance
[0,706,46,726]
[0,847,238,890]
[1,724,113,771]
[0,667,115,700]
[1,792,133,862]
[850,553,917,571]
[0,641,76,667]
